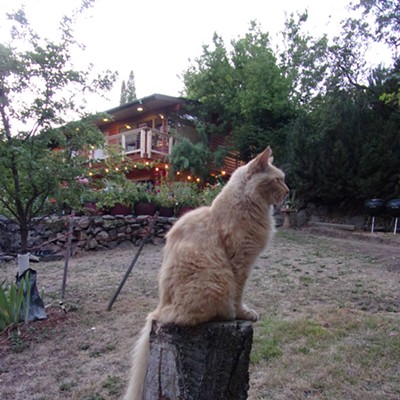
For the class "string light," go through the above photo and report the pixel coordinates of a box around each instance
[155,167,159,172]
[187,176,192,180]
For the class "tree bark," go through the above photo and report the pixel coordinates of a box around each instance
[144,320,253,400]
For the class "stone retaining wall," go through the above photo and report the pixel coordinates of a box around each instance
[0,205,365,258]
[0,214,175,257]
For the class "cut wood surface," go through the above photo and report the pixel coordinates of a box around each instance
[144,320,254,400]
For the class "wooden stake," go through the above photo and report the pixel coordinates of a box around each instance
[107,212,159,311]
[61,212,74,300]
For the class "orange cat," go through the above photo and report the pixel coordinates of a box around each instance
[124,146,289,400]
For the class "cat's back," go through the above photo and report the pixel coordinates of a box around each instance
[165,206,212,245]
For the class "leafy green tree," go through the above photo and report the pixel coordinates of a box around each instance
[182,22,294,163]
[0,3,117,258]
[284,1,400,208]
[288,64,400,206]
[354,0,400,57]
[120,70,137,104]
[279,11,329,108]
[169,137,210,182]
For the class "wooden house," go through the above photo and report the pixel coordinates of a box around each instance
[92,93,243,183]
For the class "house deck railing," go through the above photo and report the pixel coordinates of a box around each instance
[91,128,176,160]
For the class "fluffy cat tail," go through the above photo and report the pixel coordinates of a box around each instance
[123,311,157,400]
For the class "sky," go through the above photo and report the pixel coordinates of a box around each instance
[0,0,374,113]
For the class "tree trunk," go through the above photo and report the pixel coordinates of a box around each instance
[144,320,253,400]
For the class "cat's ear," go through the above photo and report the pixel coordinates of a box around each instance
[248,147,272,174]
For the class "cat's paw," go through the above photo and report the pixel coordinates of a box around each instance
[236,305,259,322]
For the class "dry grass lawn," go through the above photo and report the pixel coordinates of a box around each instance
[1,227,399,400]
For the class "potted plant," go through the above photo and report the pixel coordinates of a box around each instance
[154,182,177,217]
[134,183,157,216]
[97,182,137,216]
[77,190,102,215]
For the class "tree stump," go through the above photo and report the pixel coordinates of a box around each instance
[143,320,253,400]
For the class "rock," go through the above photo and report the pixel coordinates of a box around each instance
[88,238,98,250]
[296,209,308,227]
[77,216,91,229]
[106,241,118,249]
[96,231,109,242]
[108,229,117,239]
[117,240,134,250]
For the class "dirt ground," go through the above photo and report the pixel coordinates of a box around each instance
[0,226,399,400]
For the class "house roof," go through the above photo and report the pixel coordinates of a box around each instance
[97,93,188,126]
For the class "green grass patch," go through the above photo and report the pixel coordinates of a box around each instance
[102,375,124,396]
[251,317,331,364]
[252,311,400,398]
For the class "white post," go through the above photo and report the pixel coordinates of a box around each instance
[147,129,152,158]
[169,137,174,155]
[121,132,126,154]
[140,129,146,158]
[18,253,30,276]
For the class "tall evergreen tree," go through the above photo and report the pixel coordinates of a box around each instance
[120,70,137,104]
[120,80,127,105]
